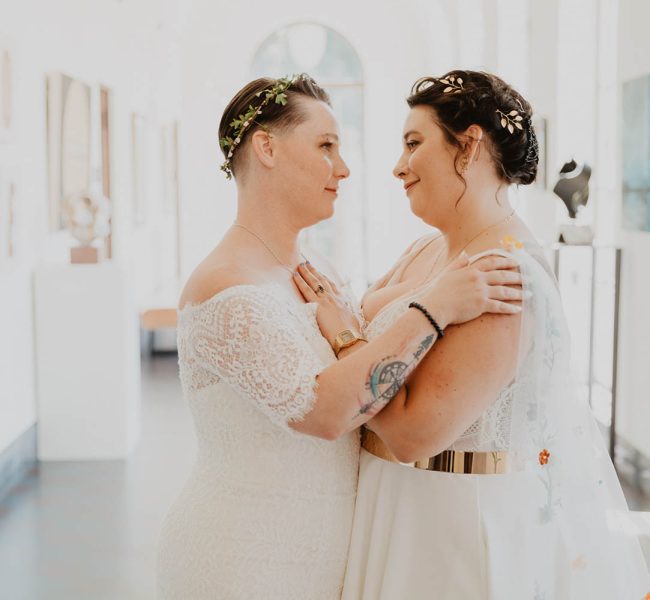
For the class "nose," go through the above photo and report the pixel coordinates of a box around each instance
[336,156,351,180]
[393,154,408,179]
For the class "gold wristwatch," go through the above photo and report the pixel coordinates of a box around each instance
[332,329,367,357]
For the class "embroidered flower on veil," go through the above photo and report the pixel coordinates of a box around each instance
[500,234,524,252]
[538,448,551,466]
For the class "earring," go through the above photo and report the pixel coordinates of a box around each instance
[459,157,470,175]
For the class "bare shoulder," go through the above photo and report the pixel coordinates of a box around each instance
[178,260,256,311]
[466,221,537,266]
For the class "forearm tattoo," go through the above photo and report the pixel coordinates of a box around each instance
[353,333,435,420]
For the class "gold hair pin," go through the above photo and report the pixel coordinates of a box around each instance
[438,74,464,94]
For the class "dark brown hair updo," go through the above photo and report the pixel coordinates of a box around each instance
[218,74,330,178]
[407,70,538,186]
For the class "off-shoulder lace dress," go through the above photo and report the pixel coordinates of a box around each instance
[156,282,360,600]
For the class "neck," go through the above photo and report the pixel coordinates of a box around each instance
[439,186,514,257]
[233,188,303,268]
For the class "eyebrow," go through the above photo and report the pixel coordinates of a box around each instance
[403,130,421,140]
[319,133,339,141]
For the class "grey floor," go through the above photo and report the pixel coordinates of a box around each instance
[0,354,196,600]
[0,354,649,600]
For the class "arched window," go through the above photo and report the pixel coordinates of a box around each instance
[252,23,367,294]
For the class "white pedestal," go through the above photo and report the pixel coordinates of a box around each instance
[34,263,141,460]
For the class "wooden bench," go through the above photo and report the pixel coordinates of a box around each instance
[140,307,178,354]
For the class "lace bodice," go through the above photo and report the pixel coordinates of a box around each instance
[158,282,360,599]
[178,283,330,429]
[364,257,515,453]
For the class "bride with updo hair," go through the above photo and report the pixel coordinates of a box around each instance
[326,70,650,599]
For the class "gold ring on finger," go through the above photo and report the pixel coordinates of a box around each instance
[315,284,325,295]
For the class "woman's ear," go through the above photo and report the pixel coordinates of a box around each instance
[249,129,275,169]
[463,124,484,164]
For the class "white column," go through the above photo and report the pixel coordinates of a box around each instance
[593,0,620,244]
[34,263,141,460]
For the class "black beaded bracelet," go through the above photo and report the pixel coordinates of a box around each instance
[408,302,445,338]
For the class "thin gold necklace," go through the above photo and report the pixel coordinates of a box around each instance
[233,223,307,275]
[420,210,516,285]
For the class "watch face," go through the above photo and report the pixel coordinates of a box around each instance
[339,330,356,344]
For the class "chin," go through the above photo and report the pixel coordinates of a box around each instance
[321,194,337,216]
[409,196,425,220]
[319,204,336,222]
[304,205,334,227]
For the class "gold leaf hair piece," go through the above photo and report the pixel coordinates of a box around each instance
[219,75,299,179]
[496,98,525,134]
[438,74,464,94]
[496,108,524,134]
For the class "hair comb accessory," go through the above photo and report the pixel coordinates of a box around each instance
[523,117,539,165]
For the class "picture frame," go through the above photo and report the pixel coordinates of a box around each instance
[622,75,650,232]
[46,73,92,232]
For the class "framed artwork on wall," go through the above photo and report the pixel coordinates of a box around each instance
[622,75,650,232]
[100,86,112,257]
[131,113,148,227]
[0,169,17,262]
[161,121,179,216]
[46,73,92,232]
[161,120,181,278]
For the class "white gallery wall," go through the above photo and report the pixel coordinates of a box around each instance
[1,0,649,463]
[0,0,183,455]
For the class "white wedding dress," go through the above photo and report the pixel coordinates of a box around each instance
[156,283,360,600]
[342,246,650,600]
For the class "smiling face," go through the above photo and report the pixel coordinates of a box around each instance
[393,105,466,227]
[273,98,350,226]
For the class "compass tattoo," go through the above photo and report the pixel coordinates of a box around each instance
[353,333,435,419]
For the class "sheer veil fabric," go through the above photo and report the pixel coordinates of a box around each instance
[508,245,649,596]
[342,245,649,599]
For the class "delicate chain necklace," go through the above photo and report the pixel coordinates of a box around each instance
[232,223,306,275]
[420,210,516,285]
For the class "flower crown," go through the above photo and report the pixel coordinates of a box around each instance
[219,75,299,179]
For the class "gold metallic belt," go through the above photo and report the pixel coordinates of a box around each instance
[361,429,509,475]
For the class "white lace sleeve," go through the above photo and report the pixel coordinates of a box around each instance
[181,285,327,430]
